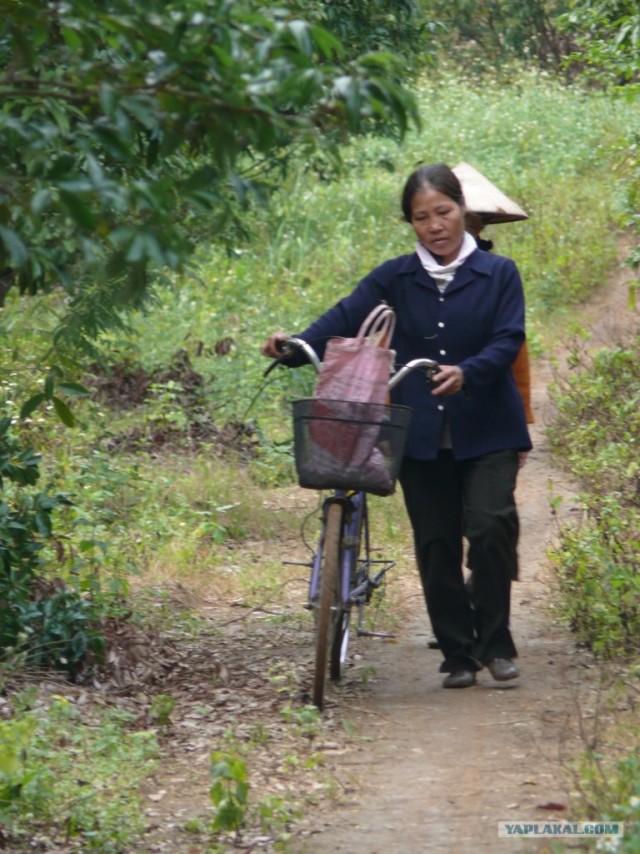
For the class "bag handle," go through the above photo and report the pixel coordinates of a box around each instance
[357,303,396,347]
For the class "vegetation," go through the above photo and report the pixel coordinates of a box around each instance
[425,0,572,71]
[0,694,158,850]
[1,0,640,848]
[0,0,424,352]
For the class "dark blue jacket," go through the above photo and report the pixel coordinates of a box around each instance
[293,247,533,461]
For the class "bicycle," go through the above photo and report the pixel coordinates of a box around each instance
[266,337,438,710]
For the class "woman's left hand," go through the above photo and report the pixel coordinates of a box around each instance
[430,365,464,396]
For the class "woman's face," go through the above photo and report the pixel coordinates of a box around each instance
[410,186,465,264]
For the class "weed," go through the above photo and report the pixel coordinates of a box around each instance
[356,664,379,686]
[281,704,321,738]
[548,338,640,658]
[257,793,301,842]
[268,662,303,696]
[209,751,249,834]
[148,694,176,727]
[0,696,158,849]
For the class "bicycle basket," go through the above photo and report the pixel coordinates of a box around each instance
[292,398,412,495]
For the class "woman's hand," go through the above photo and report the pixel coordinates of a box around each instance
[430,365,464,396]
[261,332,289,358]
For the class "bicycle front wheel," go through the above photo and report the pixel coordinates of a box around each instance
[313,501,343,711]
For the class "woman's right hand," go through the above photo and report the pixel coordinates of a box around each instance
[260,332,290,358]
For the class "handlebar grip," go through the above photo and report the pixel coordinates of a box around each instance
[275,339,295,357]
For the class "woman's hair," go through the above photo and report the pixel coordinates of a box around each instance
[401,163,465,222]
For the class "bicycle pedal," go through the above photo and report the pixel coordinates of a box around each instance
[357,629,396,639]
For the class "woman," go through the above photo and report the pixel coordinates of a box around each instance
[262,162,532,689]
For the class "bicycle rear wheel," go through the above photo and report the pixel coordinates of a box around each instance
[313,501,343,710]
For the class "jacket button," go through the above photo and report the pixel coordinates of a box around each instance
[437,322,445,328]
[439,349,446,356]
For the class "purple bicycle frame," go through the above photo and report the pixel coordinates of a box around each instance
[308,490,365,608]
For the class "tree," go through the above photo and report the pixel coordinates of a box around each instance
[560,0,640,88]
[0,0,425,351]
[424,0,571,72]
[559,1,640,283]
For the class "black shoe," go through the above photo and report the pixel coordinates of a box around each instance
[442,669,476,689]
[487,658,519,681]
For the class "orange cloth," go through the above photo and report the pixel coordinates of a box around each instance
[512,342,534,424]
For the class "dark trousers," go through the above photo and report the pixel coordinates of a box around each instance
[399,450,519,673]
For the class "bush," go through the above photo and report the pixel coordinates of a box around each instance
[548,337,640,658]
[551,497,640,657]
[0,419,106,676]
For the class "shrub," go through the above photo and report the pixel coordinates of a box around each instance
[0,418,105,676]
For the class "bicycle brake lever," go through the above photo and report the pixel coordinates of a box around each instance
[263,357,284,378]
[262,342,295,378]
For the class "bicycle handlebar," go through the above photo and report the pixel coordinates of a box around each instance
[269,337,439,388]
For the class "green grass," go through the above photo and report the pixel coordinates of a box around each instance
[0,695,158,851]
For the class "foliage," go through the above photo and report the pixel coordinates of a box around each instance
[548,339,640,657]
[148,693,177,727]
[571,719,640,852]
[0,696,158,850]
[209,751,250,834]
[556,1,640,299]
[548,342,640,501]
[281,0,435,71]
[551,499,640,657]
[19,371,90,429]
[560,0,640,90]
[0,0,422,354]
[0,417,106,675]
[424,0,571,73]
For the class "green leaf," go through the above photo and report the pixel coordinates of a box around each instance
[310,25,344,60]
[31,190,53,215]
[59,191,98,231]
[20,393,47,420]
[44,373,55,399]
[0,226,28,267]
[56,383,90,397]
[52,397,76,428]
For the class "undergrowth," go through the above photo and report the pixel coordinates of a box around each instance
[548,333,640,848]
[548,336,640,658]
[0,694,158,851]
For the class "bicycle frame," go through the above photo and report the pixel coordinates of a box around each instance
[309,491,395,638]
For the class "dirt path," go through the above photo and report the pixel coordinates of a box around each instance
[293,379,586,854]
[289,248,637,854]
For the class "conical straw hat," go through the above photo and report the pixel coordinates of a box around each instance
[453,162,529,224]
